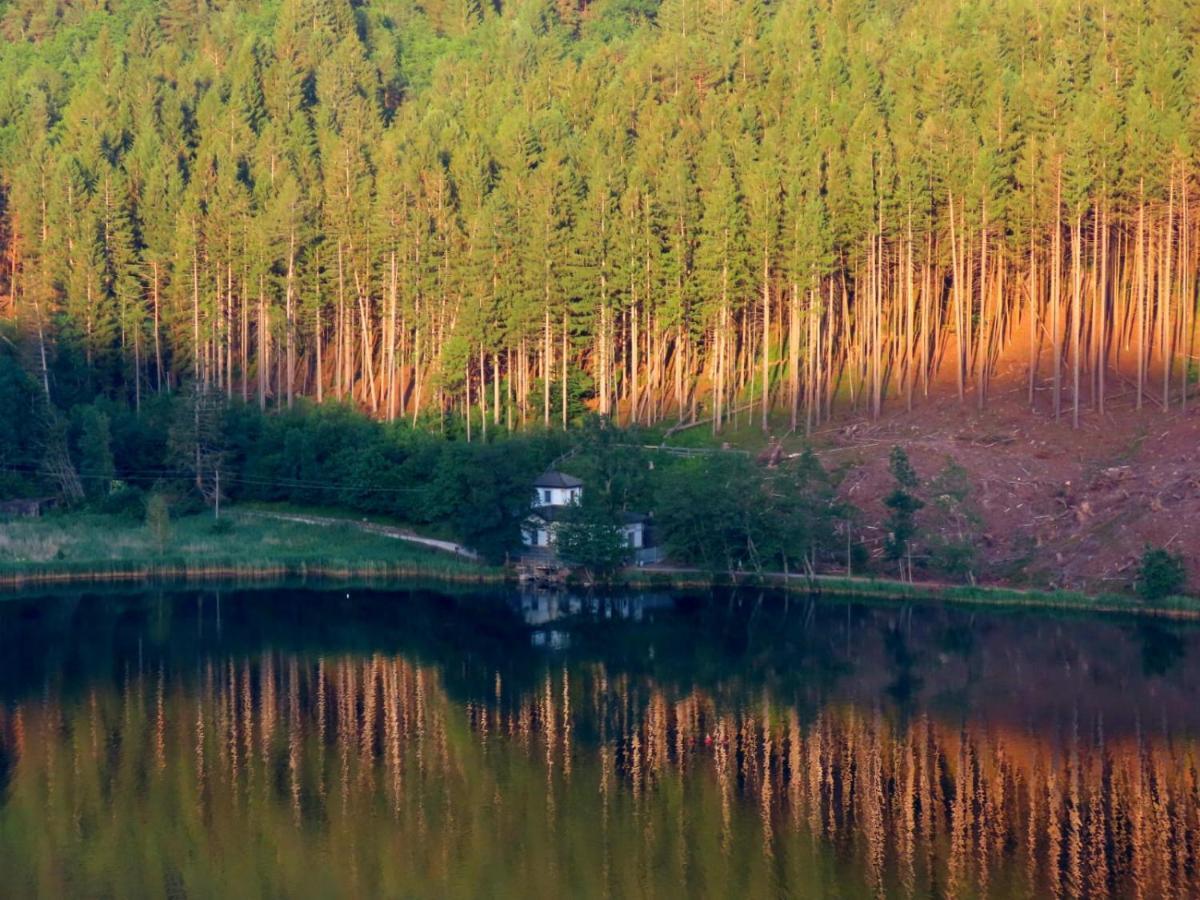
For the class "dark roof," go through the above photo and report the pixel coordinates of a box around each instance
[533,471,583,489]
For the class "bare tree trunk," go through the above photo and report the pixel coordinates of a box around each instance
[761,243,770,433]
[949,193,964,403]
[1071,211,1082,428]
[1162,169,1175,412]
[1052,169,1062,421]
[1098,200,1107,415]
[285,228,296,409]
[151,261,164,394]
[193,243,202,385]
[543,306,551,427]
[978,199,989,410]
[905,210,915,411]
[562,311,569,428]
[1136,180,1146,410]
[788,281,800,431]
[258,273,267,410]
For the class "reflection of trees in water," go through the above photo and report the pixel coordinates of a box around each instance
[1137,622,1187,678]
[0,653,1197,898]
[488,663,1200,899]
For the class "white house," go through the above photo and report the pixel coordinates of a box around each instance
[523,471,650,554]
[524,471,582,550]
[531,471,583,510]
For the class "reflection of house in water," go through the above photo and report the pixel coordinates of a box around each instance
[521,471,662,566]
[512,590,677,643]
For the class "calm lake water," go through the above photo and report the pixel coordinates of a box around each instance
[0,586,1196,898]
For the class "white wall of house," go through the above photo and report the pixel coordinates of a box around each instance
[622,522,644,549]
[522,524,556,547]
[533,486,582,508]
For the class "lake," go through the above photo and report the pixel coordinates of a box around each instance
[0,585,1196,898]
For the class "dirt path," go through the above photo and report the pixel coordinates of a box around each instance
[239,511,481,561]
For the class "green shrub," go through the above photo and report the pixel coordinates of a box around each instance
[930,540,977,583]
[1137,546,1187,602]
[883,447,924,579]
[145,494,172,554]
[209,517,234,536]
[98,484,147,519]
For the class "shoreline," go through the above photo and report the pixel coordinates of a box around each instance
[618,568,1200,620]
[0,558,505,591]
[1,554,1196,620]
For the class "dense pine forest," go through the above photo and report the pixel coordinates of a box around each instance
[1,0,1199,434]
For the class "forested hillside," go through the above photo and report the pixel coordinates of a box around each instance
[1,0,1198,434]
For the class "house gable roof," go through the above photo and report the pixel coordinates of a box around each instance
[533,471,583,489]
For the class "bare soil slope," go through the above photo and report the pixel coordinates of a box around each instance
[811,380,1200,593]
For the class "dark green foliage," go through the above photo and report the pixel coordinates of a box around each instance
[656,450,848,576]
[166,385,228,507]
[0,348,44,498]
[74,405,115,500]
[760,447,850,574]
[228,402,563,561]
[656,454,763,574]
[883,446,924,574]
[565,415,652,514]
[99,484,146,519]
[424,441,549,563]
[554,500,630,581]
[926,457,982,583]
[1137,547,1187,602]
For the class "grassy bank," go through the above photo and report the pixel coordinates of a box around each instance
[3,509,1195,620]
[619,567,1200,619]
[0,510,500,590]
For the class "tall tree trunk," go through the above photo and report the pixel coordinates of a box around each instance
[1071,211,1082,428]
[949,193,964,404]
[285,228,296,409]
[760,243,770,433]
[152,261,163,394]
[258,274,267,410]
[562,311,569,429]
[788,281,800,432]
[905,210,915,412]
[1136,180,1146,410]
[1162,169,1175,412]
[1098,200,1107,415]
[1052,169,1062,421]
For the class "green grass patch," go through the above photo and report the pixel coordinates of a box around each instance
[0,508,498,589]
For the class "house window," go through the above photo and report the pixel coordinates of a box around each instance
[541,489,552,504]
